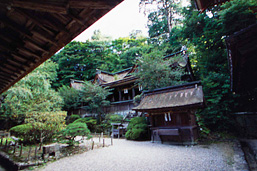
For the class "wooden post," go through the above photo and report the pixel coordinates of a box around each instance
[0,137,3,146]
[103,139,104,147]
[91,141,94,150]
[118,91,122,101]
[19,143,23,157]
[118,129,120,139]
[13,142,17,154]
[111,136,113,146]
[27,146,32,161]
[4,139,8,149]
[34,146,38,161]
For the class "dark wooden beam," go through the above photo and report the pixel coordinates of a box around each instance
[68,10,84,26]
[0,66,21,75]
[42,13,70,34]
[14,8,55,35]
[69,0,114,9]
[0,71,18,80]
[11,0,68,14]
[31,31,58,46]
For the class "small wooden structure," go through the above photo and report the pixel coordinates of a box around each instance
[133,81,205,144]
[111,123,128,138]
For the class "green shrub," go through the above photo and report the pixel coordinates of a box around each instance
[10,123,34,143]
[125,117,149,140]
[66,115,81,124]
[58,122,91,146]
[10,111,66,144]
[73,117,97,132]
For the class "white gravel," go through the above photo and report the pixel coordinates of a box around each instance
[39,139,242,171]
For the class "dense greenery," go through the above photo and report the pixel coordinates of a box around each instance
[52,34,148,87]
[134,49,186,90]
[73,117,97,132]
[10,111,66,144]
[58,122,91,146]
[0,60,63,129]
[125,117,149,140]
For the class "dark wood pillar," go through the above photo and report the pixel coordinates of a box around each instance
[132,88,135,98]
[118,90,122,101]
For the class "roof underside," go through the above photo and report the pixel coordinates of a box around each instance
[226,23,257,93]
[133,82,204,112]
[0,0,123,94]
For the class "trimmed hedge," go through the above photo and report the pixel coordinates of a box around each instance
[125,117,149,140]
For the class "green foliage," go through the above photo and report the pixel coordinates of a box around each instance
[52,37,148,87]
[0,61,63,128]
[125,117,149,140]
[66,115,81,124]
[134,49,186,90]
[10,111,66,144]
[80,81,111,115]
[10,123,34,143]
[73,117,97,132]
[133,94,143,105]
[178,0,257,131]
[58,122,91,146]
[58,86,81,112]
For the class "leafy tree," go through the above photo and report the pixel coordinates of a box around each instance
[58,122,91,146]
[58,85,81,113]
[66,114,81,124]
[0,61,63,128]
[80,81,111,117]
[134,49,186,90]
[73,117,97,132]
[10,111,66,144]
[179,0,257,131]
[125,117,149,140]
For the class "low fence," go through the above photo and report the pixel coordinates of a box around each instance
[0,132,114,170]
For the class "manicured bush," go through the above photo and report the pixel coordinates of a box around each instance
[73,117,97,132]
[66,114,81,124]
[125,117,149,140]
[58,122,92,146]
[10,123,34,143]
[10,111,67,144]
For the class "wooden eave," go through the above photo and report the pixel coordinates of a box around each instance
[0,0,123,94]
[226,23,257,93]
[133,81,205,112]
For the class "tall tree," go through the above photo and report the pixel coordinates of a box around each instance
[0,60,63,128]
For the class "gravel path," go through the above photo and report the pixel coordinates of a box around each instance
[39,139,245,171]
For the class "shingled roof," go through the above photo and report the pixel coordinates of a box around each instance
[0,0,123,94]
[93,67,137,87]
[133,81,204,112]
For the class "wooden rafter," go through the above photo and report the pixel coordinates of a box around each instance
[11,0,68,14]
[0,0,124,94]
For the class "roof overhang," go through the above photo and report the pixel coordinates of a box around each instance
[133,81,205,112]
[226,23,257,93]
[0,0,123,94]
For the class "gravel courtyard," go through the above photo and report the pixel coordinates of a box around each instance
[39,139,248,171]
